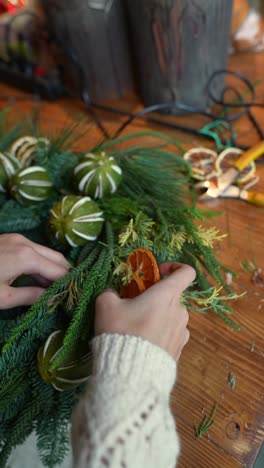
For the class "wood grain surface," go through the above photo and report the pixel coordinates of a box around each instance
[0,49,263,468]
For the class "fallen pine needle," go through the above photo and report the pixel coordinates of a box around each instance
[228,372,236,391]
[194,404,218,439]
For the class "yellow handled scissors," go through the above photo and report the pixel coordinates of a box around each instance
[196,142,264,207]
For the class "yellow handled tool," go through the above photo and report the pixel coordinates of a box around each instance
[234,141,264,172]
[196,181,264,207]
[217,141,264,195]
[241,190,264,207]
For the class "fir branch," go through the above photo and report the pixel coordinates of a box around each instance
[45,151,79,191]
[0,316,25,343]
[0,194,6,206]
[37,392,75,468]
[0,200,53,233]
[77,241,98,265]
[0,313,57,390]
[52,224,114,368]
[33,371,73,467]
[3,245,101,352]
[0,362,31,426]
[95,222,115,294]
[51,246,110,368]
[0,398,41,468]
[0,423,8,449]
[0,373,28,411]
[30,368,55,412]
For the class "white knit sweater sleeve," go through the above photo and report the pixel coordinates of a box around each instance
[71,334,180,468]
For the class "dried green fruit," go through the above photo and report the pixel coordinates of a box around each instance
[38,330,92,391]
[74,151,122,199]
[49,195,104,247]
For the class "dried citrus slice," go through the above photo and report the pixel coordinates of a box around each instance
[215,147,256,184]
[120,248,160,298]
[127,247,160,289]
[120,273,146,299]
[183,147,218,180]
[238,175,259,190]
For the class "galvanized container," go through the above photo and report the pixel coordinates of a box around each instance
[42,0,134,102]
[125,0,233,111]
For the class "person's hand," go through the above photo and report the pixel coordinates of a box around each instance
[95,263,196,361]
[0,233,69,309]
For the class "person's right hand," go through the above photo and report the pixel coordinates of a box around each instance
[95,263,196,361]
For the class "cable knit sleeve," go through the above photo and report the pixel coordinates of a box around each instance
[71,334,180,468]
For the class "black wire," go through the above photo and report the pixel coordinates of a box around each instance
[111,101,227,138]
[91,101,212,137]
[88,69,263,143]
[207,70,256,107]
[94,69,264,150]
[207,70,264,141]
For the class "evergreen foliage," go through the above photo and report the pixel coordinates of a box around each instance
[0,119,243,467]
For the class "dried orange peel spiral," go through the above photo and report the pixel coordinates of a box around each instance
[120,248,160,298]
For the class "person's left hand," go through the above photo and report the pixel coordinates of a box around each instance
[0,233,70,309]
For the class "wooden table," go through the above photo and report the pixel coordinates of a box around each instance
[0,50,263,468]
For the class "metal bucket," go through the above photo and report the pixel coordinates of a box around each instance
[125,0,233,111]
[42,0,134,102]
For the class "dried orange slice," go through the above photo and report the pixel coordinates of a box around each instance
[215,147,256,184]
[183,147,218,180]
[127,248,160,289]
[120,273,145,299]
[120,248,160,298]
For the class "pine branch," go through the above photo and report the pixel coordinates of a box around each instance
[0,122,22,152]
[95,130,186,154]
[117,148,191,211]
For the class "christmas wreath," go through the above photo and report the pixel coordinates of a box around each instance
[0,111,242,467]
